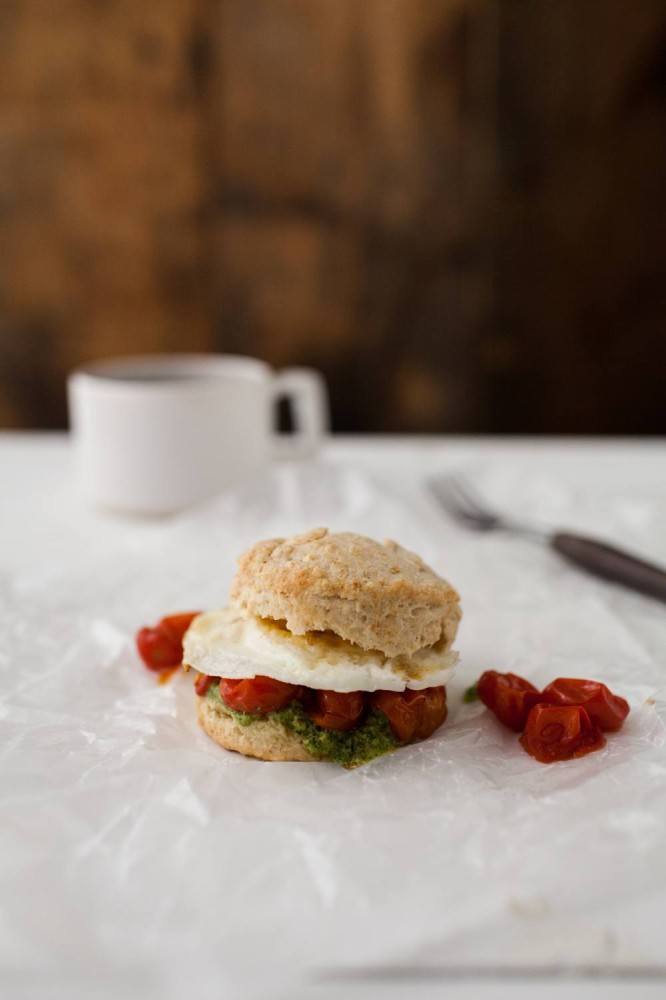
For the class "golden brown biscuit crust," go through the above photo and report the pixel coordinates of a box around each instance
[198,695,318,762]
[230,528,461,658]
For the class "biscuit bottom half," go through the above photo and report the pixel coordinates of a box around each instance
[198,684,404,768]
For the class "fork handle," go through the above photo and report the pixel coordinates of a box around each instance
[551,532,666,603]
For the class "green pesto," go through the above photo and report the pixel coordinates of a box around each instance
[205,685,398,768]
[276,702,397,768]
[463,683,479,703]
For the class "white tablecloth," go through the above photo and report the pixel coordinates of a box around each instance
[2,433,666,1000]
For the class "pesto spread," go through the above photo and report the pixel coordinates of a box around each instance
[206,684,397,767]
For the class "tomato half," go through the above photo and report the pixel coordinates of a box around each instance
[370,691,417,742]
[539,678,629,732]
[477,670,540,732]
[136,626,182,671]
[218,676,300,715]
[307,691,365,731]
[520,703,606,763]
[370,686,448,743]
[407,686,448,739]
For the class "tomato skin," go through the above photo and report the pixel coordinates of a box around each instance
[307,690,365,731]
[159,611,201,645]
[539,678,629,732]
[520,703,606,763]
[477,670,540,732]
[136,626,182,671]
[401,690,426,734]
[194,673,216,696]
[370,686,448,743]
[371,691,417,742]
[472,668,627,764]
[408,686,448,739]
[218,676,300,715]
[136,610,201,672]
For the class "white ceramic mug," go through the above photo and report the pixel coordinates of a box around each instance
[67,354,329,514]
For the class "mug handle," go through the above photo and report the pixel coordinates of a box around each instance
[272,367,329,460]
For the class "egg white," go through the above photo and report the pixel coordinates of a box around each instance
[183,607,458,693]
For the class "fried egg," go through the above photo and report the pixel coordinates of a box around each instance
[183,608,458,693]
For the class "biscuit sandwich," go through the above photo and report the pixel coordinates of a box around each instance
[183,528,461,767]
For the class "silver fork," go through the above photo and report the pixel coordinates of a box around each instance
[429,474,666,604]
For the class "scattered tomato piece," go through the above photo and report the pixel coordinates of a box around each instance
[136,626,182,671]
[136,610,201,674]
[520,703,606,763]
[477,670,540,732]
[159,612,201,646]
[539,678,629,732]
[471,669,628,765]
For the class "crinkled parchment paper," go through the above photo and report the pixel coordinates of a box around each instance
[1,449,665,1000]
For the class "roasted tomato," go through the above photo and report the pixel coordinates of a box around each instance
[371,686,448,743]
[520,703,606,763]
[158,611,201,646]
[539,678,629,732]
[136,626,183,671]
[477,670,540,732]
[136,610,201,672]
[407,686,448,739]
[194,673,216,696]
[370,691,418,742]
[218,676,300,715]
[307,690,365,731]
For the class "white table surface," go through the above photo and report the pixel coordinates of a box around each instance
[2,433,666,1000]
[2,431,666,567]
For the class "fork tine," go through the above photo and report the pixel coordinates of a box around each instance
[430,474,545,539]
[429,475,478,514]
[429,479,469,519]
[428,474,499,530]
[444,475,496,519]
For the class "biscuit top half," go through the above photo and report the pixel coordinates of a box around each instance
[230,528,461,658]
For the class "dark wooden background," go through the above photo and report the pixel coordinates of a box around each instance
[1,1,665,432]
